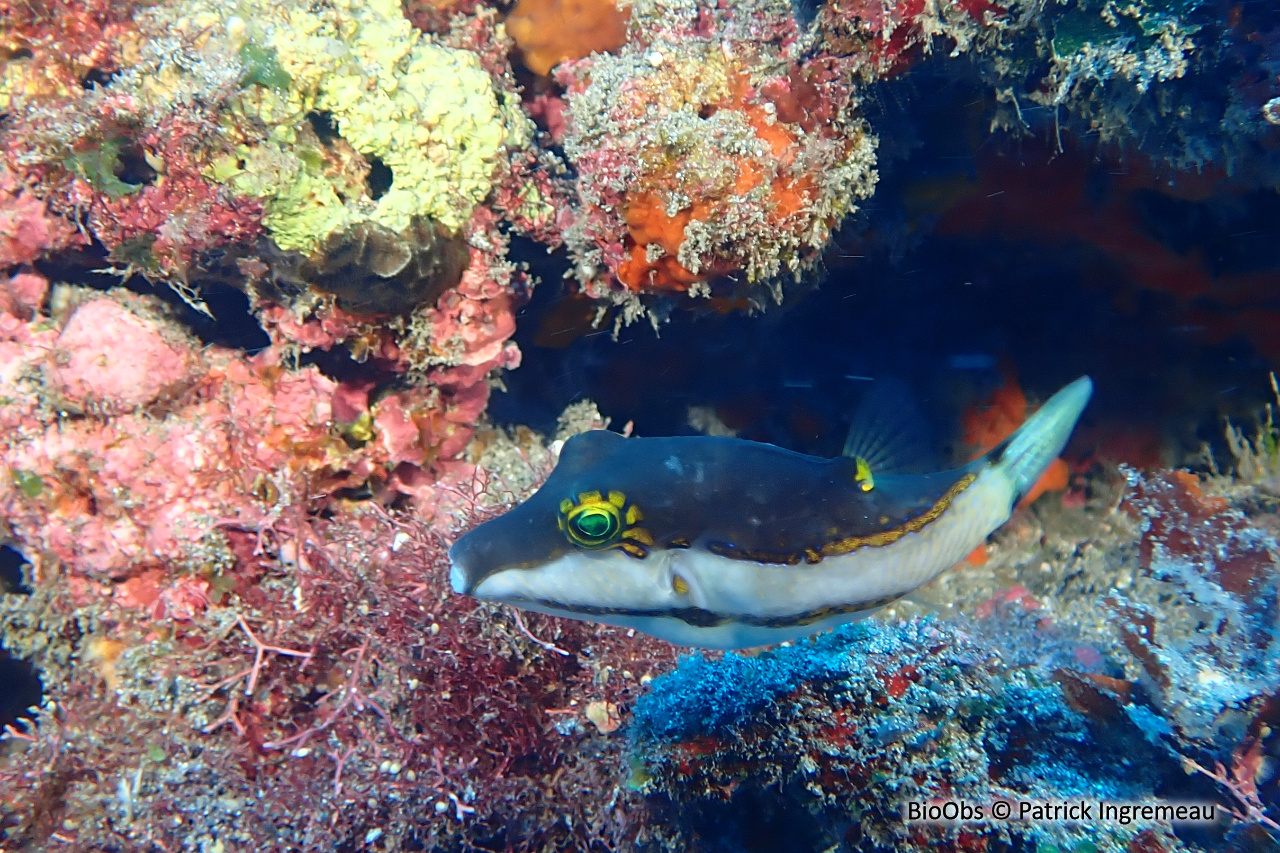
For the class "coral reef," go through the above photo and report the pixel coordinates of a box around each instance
[44,298,198,415]
[557,0,878,313]
[0,273,681,849]
[1109,469,1280,770]
[0,0,546,397]
[0,165,83,269]
[2,0,1280,849]
[0,0,137,111]
[629,617,1185,852]
[223,0,527,252]
[1,0,537,263]
[546,0,1273,315]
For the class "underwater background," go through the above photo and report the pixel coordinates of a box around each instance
[1,0,1280,850]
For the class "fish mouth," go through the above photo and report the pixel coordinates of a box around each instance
[448,556,521,600]
[448,558,471,595]
[447,530,532,598]
[447,535,481,595]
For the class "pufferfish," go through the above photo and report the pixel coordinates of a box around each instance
[450,377,1092,649]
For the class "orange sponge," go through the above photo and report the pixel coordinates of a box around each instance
[612,83,821,293]
[506,0,629,76]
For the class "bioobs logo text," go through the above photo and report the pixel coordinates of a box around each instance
[904,800,988,823]
[903,798,1218,826]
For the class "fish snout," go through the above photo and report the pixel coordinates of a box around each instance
[447,530,489,595]
[448,559,471,595]
[447,505,560,597]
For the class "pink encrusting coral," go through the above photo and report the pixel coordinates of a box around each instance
[0,281,503,581]
[2,302,329,578]
[0,272,48,320]
[0,165,83,268]
[44,298,197,414]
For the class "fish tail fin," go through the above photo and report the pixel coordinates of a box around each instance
[990,376,1093,505]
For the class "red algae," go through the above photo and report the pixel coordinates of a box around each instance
[0,264,684,850]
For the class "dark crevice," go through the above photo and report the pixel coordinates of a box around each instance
[0,545,41,728]
[0,545,31,595]
[366,156,393,200]
[113,139,158,187]
[299,344,399,385]
[33,242,271,352]
[0,648,42,731]
[34,240,148,291]
[82,67,117,90]
[306,110,341,144]
[181,281,273,351]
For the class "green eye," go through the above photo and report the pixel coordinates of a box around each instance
[571,508,619,543]
[559,490,628,549]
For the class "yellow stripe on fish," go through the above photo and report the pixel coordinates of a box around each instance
[450,377,1093,649]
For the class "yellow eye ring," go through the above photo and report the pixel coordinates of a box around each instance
[559,490,651,554]
[560,491,626,549]
[567,504,621,547]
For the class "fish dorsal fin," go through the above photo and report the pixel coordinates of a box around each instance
[842,379,937,483]
[553,429,627,479]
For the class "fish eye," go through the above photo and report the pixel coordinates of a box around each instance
[570,507,619,544]
[560,492,625,549]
